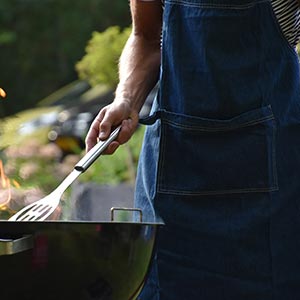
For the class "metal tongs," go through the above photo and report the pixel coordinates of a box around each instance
[9,126,121,222]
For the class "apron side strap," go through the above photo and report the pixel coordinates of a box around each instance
[139,110,162,125]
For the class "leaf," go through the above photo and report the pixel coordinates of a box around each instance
[76,26,132,88]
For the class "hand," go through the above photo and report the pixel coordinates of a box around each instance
[85,100,139,154]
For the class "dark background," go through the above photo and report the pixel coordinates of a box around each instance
[0,0,131,117]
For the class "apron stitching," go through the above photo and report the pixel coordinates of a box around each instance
[271,119,279,189]
[161,115,275,131]
[157,121,166,196]
[267,215,275,299]
[157,186,279,195]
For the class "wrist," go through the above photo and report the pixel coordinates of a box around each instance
[114,86,144,112]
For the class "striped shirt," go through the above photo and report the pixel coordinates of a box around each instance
[141,0,300,47]
[272,0,300,47]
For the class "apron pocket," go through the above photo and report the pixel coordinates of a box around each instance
[157,105,278,196]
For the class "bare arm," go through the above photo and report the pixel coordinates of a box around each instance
[116,0,162,113]
[85,0,163,153]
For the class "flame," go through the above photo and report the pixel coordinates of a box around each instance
[0,88,6,98]
[0,160,20,209]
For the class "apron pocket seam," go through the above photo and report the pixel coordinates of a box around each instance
[157,106,278,196]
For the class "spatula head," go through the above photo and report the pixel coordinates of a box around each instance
[9,195,58,221]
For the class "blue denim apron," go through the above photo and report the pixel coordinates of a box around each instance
[135,0,300,299]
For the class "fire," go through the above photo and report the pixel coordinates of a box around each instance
[0,88,6,98]
[0,160,20,209]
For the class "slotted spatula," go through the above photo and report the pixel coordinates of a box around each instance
[9,126,121,222]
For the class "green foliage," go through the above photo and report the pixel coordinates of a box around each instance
[0,30,16,45]
[76,26,131,88]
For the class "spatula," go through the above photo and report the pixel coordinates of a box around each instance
[9,126,121,222]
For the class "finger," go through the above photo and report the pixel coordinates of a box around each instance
[85,109,106,151]
[85,126,99,152]
[117,118,137,144]
[98,103,130,140]
[103,141,120,155]
[98,114,114,140]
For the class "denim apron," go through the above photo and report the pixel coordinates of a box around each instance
[135,0,300,299]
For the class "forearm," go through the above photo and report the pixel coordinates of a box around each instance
[85,0,162,153]
[115,32,161,113]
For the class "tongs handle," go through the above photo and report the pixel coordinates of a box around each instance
[74,126,121,172]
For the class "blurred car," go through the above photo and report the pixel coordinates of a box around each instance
[48,84,159,155]
[18,80,92,136]
[48,86,114,154]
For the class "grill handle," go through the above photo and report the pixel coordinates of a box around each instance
[111,207,143,223]
[0,235,33,256]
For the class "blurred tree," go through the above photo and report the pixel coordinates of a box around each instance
[76,26,131,88]
[0,0,131,117]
